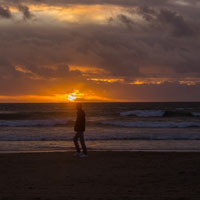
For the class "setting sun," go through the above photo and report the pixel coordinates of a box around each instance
[67,90,84,102]
[67,94,77,102]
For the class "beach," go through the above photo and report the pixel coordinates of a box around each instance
[0,151,200,200]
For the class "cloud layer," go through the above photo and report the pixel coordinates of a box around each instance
[0,0,200,101]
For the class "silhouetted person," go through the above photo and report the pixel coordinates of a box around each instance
[73,103,88,157]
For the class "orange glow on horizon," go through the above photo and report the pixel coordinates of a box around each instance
[0,92,112,103]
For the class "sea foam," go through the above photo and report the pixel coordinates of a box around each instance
[0,120,67,127]
[120,110,165,117]
[192,112,200,117]
[102,121,200,128]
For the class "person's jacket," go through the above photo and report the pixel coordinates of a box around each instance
[74,109,85,132]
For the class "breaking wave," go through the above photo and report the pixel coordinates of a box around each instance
[102,121,200,128]
[0,111,70,120]
[120,110,200,117]
[120,110,164,117]
[0,120,67,127]
[192,112,200,117]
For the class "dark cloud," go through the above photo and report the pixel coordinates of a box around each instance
[0,0,187,7]
[158,9,195,37]
[0,5,11,18]
[137,6,156,21]
[104,82,200,102]
[0,0,200,101]
[117,14,135,30]
[137,6,196,37]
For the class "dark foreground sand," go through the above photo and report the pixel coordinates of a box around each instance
[0,151,200,200]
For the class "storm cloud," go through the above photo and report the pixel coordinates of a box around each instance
[0,0,200,101]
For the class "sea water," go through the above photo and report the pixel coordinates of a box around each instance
[0,102,200,152]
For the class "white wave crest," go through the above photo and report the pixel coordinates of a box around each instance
[120,110,165,117]
[0,120,67,127]
[176,108,193,110]
[102,121,200,128]
[192,112,200,117]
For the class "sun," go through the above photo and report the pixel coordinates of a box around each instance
[67,94,77,102]
[67,90,83,102]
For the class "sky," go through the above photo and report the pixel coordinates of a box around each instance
[0,0,200,102]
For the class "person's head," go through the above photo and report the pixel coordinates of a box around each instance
[76,103,82,110]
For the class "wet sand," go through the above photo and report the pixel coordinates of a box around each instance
[0,151,200,200]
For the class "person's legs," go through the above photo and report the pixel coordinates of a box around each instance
[79,132,88,155]
[73,132,81,153]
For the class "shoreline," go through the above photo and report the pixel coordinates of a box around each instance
[2,139,200,153]
[1,149,200,154]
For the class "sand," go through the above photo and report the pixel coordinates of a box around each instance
[0,151,200,200]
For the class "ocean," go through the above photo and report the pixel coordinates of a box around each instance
[1,102,200,152]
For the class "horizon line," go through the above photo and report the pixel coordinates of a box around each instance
[0,101,200,104]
